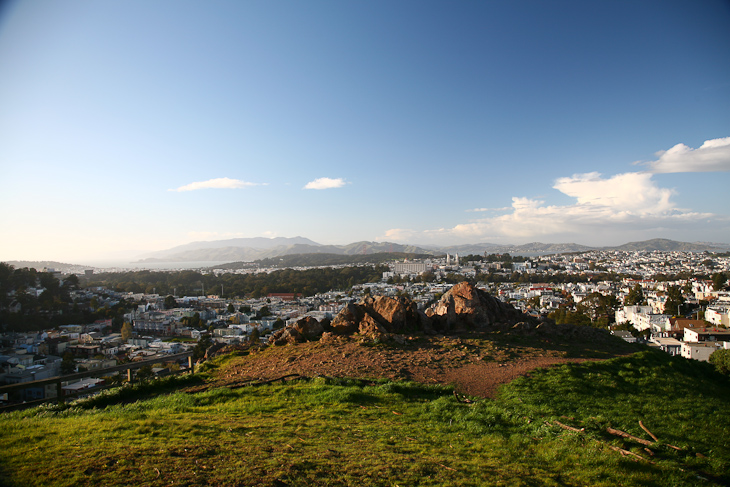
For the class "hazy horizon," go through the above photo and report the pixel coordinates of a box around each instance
[2,1,729,262]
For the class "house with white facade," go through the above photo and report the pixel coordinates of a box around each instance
[681,342,720,362]
[683,327,730,343]
[634,312,669,333]
[615,305,653,325]
[705,306,730,327]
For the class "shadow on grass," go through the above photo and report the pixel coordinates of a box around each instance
[32,374,207,413]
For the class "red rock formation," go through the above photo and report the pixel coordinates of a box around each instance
[430,281,523,330]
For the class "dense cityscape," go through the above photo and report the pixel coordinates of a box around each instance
[1,248,728,405]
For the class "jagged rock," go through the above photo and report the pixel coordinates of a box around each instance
[325,282,532,339]
[430,282,525,330]
[359,295,428,334]
[358,313,387,339]
[330,302,363,335]
[268,326,303,346]
[268,316,327,345]
[293,316,325,340]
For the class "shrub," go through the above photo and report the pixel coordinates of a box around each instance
[709,348,730,375]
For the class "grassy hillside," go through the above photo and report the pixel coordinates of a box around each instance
[1,350,728,486]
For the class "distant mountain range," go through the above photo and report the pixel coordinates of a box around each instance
[133,237,730,263]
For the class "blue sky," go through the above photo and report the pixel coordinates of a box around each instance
[1,0,729,263]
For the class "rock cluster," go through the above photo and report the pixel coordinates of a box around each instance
[268,282,535,345]
[427,281,525,331]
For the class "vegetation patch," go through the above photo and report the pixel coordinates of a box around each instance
[1,349,728,486]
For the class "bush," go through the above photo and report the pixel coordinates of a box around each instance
[710,349,730,375]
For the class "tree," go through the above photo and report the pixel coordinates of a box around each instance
[193,334,213,362]
[547,307,592,327]
[60,352,76,375]
[625,284,646,306]
[712,272,727,291]
[164,295,177,309]
[227,303,235,314]
[135,365,154,382]
[121,322,133,341]
[577,292,619,325]
[64,274,80,289]
[663,285,685,316]
[709,349,730,375]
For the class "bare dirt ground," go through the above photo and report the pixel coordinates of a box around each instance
[199,331,631,398]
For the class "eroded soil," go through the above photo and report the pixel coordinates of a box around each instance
[197,330,635,398]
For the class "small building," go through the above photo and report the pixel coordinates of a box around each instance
[650,336,682,356]
[681,342,721,362]
[683,327,730,344]
[611,330,636,343]
[62,378,105,396]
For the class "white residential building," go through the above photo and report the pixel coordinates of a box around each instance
[615,305,653,325]
[705,306,730,327]
[681,342,720,362]
[634,313,669,332]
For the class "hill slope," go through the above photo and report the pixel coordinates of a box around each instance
[133,237,729,263]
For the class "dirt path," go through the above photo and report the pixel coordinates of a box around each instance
[204,333,603,398]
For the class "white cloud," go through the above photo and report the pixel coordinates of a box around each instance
[303,177,346,190]
[170,177,263,192]
[553,172,674,214]
[466,207,511,213]
[378,172,716,245]
[646,136,730,173]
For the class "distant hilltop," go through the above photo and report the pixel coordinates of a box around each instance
[131,237,730,264]
[5,238,727,271]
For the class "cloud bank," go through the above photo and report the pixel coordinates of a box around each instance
[379,171,716,245]
[304,177,346,190]
[646,136,730,173]
[170,177,263,192]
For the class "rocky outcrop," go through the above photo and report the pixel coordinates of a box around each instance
[270,282,532,345]
[293,316,325,340]
[330,302,365,335]
[359,295,430,334]
[428,281,525,331]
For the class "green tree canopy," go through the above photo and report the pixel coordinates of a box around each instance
[121,322,133,341]
[709,349,730,375]
[712,272,727,291]
[624,283,646,306]
[663,285,686,316]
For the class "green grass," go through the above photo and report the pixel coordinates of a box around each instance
[1,350,728,486]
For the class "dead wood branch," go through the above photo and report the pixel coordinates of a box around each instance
[607,445,654,464]
[453,391,474,404]
[639,421,659,442]
[607,427,653,446]
[552,420,585,433]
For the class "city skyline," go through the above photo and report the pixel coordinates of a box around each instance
[1,1,729,263]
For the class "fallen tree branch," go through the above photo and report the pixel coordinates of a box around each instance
[607,427,653,446]
[639,421,659,442]
[607,445,654,464]
[453,391,474,404]
[552,420,585,433]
